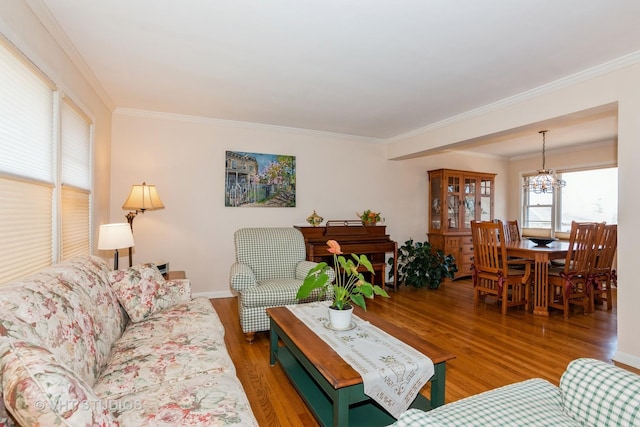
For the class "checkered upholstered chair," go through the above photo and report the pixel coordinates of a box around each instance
[230,227,329,343]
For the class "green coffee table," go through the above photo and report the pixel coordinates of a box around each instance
[267,306,455,427]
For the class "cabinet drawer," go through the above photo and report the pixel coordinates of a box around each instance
[458,263,473,276]
[462,254,474,266]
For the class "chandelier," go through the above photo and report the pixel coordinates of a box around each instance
[523,130,566,194]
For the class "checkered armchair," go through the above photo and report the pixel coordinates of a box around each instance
[230,227,329,343]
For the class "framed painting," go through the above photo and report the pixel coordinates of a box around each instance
[225,151,296,207]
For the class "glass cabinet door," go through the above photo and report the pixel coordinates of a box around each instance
[430,175,442,230]
[463,178,476,229]
[447,176,461,230]
[479,178,492,221]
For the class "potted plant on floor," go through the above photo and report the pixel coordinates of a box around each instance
[388,239,457,289]
[296,240,390,329]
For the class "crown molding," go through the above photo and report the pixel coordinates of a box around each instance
[26,0,115,111]
[114,108,386,144]
[388,50,640,143]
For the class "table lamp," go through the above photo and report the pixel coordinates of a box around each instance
[98,223,135,269]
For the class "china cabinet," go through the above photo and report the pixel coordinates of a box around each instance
[427,169,495,278]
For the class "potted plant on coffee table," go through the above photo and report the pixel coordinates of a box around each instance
[296,240,390,330]
[388,239,457,289]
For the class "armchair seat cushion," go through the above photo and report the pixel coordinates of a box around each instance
[241,279,317,308]
[393,379,582,427]
[391,359,639,427]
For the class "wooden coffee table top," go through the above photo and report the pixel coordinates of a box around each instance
[266,306,456,389]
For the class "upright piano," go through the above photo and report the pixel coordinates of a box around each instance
[295,220,398,290]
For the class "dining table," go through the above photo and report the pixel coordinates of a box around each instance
[503,239,570,316]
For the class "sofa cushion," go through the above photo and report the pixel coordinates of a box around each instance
[108,264,191,323]
[93,299,232,400]
[392,378,582,427]
[560,358,640,426]
[107,372,257,426]
[0,340,118,427]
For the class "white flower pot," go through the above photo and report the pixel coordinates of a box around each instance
[328,305,353,330]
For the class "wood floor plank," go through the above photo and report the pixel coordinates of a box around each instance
[211,278,636,426]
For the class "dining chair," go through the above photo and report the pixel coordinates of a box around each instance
[502,219,521,242]
[590,223,617,311]
[547,221,599,318]
[470,220,531,314]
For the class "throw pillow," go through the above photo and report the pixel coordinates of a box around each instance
[0,340,118,426]
[108,263,191,323]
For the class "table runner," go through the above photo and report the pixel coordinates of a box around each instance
[287,301,434,419]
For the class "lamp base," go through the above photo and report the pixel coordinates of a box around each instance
[113,248,120,270]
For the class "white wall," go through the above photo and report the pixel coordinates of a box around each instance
[110,111,508,298]
[0,1,113,253]
[388,62,640,368]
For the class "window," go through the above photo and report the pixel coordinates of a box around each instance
[559,168,617,231]
[523,167,618,234]
[61,98,92,260]
[0,36,92,284]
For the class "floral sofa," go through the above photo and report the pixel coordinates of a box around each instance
[0,256,258,426]
[391,358,640,426]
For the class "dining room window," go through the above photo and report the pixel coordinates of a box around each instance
[522,166,618,233]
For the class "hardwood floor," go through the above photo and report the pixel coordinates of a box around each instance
[211,278,636,426]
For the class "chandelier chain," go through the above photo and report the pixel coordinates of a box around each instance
[540,130,547,170]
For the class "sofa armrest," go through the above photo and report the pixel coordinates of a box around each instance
[229,262,257,292]
[560,358,640,426]
[165,278,192,298]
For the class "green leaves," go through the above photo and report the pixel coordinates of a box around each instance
[296,246,390,311]
[388,239,458,289]
[296,263,330,299]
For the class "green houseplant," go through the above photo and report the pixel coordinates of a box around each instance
[357,210,382,225]
[297,240,390,328]
[388,239,457,289]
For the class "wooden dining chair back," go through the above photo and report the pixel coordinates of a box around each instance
[471,220,531,314]
[547,221,599,317]
[590,223,617,311]
[502,220,521,243]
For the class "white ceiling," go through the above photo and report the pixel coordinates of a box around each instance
[33,0,640,157]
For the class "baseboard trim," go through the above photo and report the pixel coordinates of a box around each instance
[193,290,235,299]
[613,351,640,370]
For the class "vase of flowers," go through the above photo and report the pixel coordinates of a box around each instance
[296,240,390,329]
[357,210,382,226]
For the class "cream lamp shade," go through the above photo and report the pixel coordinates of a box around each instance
[122,182,165,267]
[122,182,165,212]
[98,223,135,269]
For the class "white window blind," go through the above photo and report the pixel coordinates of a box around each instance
[61,186,90,260]
[0,37,55,183]
[0,177,54,283]
[60,97,92,260]
[0,37,58,284]
[61,98,91,189]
